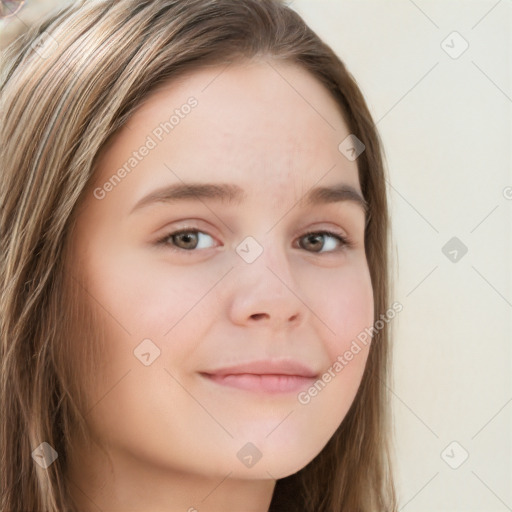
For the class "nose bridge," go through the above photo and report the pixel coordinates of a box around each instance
[236,228,292,286]
[224,213,308,333]
[227,228,305,325]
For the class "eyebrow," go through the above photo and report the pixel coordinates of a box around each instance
[130,182,368,214]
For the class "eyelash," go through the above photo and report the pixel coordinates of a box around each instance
[155,228,354,255]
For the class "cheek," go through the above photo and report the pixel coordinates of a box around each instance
[86,248,212,337]
[303,262,374,406]
[292,267,373,419]
[314,262,374,359]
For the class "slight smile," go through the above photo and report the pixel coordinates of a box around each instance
[199,359,319,394]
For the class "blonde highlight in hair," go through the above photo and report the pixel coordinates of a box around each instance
[1,1,397,510]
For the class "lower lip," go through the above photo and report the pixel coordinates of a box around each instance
[201,373,316,393]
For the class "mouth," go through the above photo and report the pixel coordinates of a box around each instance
[198,359,319,394]
[200,373,317,393]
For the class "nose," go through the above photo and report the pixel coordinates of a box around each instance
[227,239,306,330]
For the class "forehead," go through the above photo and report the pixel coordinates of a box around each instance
[92,59,362,209]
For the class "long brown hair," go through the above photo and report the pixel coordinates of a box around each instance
[0,1,397,510]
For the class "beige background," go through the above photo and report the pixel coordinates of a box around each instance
[1,1,511,510]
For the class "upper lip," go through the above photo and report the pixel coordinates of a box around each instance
[200,359,318,378]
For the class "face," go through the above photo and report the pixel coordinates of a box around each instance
[71,59,374,483]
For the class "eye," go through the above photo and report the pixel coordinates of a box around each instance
[296,230,353,253]
[156,229,216,253]
[155,228,353,255]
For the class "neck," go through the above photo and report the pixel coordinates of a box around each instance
[65,438,276,512]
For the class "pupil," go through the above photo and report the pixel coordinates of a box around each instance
[306,234,322,252]
[178,233,196,248]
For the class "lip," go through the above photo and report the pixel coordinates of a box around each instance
[199,359,319,394]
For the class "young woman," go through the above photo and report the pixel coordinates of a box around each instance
[0,1,398,510]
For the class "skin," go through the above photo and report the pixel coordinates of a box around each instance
[66,58,374,512]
